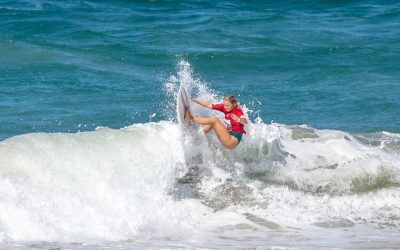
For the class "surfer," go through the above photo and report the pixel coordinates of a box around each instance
[189,94,247,149]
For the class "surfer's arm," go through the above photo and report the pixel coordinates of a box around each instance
[192,98,212,109]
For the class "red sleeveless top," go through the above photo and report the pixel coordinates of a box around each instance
[212,104,246,134]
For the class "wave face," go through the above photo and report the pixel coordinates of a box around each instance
[0,61,400,243]
[0,123,200,242]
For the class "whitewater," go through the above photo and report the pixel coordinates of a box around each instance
[0,62,399,249]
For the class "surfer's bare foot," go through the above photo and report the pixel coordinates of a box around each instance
[184,110,193,122]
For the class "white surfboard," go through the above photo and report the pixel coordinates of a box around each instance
[176,84,192,127]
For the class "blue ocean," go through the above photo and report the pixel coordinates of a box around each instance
[1,1,400,249]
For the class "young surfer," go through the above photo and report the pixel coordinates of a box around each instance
[189,94,247,149]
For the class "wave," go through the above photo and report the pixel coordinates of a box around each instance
[0,123,197,242]
[0,60,399,242]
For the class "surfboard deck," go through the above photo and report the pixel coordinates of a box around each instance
[176,84,192,127]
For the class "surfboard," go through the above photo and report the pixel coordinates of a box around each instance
[176,84,192,127]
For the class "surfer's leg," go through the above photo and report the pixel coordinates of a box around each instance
[191,116,215,125]
[203,125,212,133]
[192,117,239,149]
[211,120,239,149]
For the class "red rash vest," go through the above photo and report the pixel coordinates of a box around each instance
[212,104,246,134]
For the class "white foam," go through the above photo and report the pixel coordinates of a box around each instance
[0,122,211,242]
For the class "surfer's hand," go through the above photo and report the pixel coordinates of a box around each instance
[231,114,240,122]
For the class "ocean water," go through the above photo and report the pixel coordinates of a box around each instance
[1,0,400,249]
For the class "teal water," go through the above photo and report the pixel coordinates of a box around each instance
[1,1,400,249]
[1,1,399,140]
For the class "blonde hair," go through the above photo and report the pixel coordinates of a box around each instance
[223,94,237,107]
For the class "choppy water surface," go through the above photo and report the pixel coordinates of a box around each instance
[1,1,399,249]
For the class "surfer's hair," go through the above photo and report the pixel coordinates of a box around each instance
[223,94,237,106]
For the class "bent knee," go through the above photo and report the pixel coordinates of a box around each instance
[210,116,220,123]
